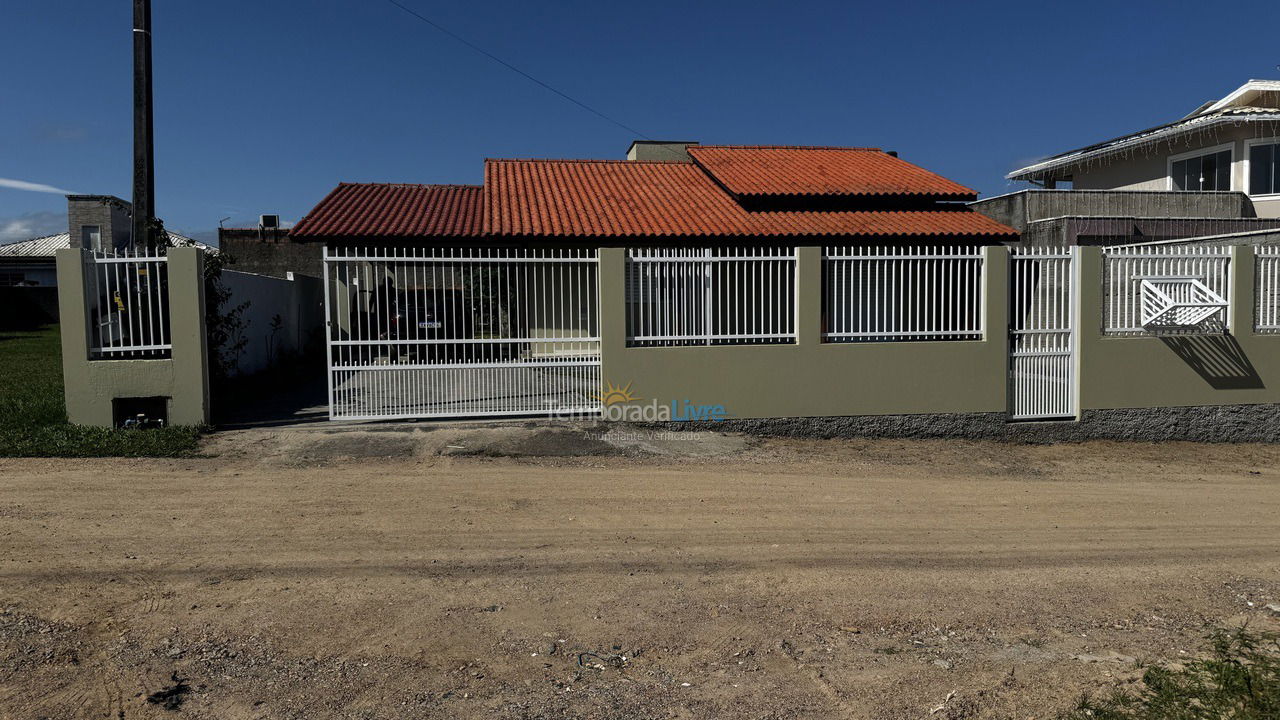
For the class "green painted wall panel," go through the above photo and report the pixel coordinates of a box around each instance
[599,246,1009,420]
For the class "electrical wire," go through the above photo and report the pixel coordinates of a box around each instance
[381,0,659,144]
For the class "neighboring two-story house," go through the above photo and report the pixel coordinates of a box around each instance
[1007,80,1280,218]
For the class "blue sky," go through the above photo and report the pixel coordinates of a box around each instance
[2,0,1278,244]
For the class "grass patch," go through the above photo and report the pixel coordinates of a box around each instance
[1064,626,1280,720]
[0,324,202,457]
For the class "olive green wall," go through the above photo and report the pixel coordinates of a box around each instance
[56,243,1280,429]
[598,246,1009,419]
[1076,245,1280,410]
[56,247,210,428]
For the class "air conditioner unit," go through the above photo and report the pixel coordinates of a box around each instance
[259,214,280,230]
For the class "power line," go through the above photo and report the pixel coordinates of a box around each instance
[381,0,656,143]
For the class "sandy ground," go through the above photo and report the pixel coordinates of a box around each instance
[1,426,1279,719]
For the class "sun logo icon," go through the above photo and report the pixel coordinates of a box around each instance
[595,380,640,406]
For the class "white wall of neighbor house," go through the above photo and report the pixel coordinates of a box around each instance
[1068,125,1280,218]
[0,265,57,286]
[219,270,325,377]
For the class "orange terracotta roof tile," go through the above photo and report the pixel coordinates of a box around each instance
[290,183,482,239]
[687,145,977,199]
[483,159,1012,239]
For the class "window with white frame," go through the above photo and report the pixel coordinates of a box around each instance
[625,247,796,347]
[1170,148,1232,191]
[1248,140,1280,196]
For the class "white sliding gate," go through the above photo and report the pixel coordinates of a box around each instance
[323,246,601,421]
[1009,247,1077,420]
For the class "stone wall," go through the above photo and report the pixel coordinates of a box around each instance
[643,404,1280,443]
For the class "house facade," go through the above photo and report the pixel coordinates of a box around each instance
[283,143,1022,424]
[55,140,1280,439]
[1,196,209,328]
[1008,80,1280,218]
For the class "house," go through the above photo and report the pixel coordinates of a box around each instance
[289,147,1015,357]
[973,81,1280,246]
[292,144,1012,244]
[56,140,1280,438]
[0,229,209,285]
[0,233,63,327]
[0,195,209,327]
[1,234,63,289]
[1007,80,1280,217]
[285,143,1018,422]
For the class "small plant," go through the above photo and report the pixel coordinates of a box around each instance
[1063,626,1280,720]
[202,249,250,385]
[265,313,284,368]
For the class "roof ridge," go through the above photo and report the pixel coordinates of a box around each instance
[485,158,673,165]
[337,182,483,189]
[691,145,883,152]
[0,232,69,246]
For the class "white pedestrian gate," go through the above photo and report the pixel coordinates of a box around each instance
[323,246,601,421]
[1009,247,1077,420]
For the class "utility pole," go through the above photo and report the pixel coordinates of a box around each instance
[131,0,155,250]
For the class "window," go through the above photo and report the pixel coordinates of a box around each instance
[81,225,102,251]
[1249,141,1280,196]
[1170,148,1231,191]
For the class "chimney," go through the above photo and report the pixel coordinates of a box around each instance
[67,195,133,252]
[626,140,698,162]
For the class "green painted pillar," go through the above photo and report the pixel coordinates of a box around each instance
[982,244,1010,413]
[796,246,822,346]
[1230,244,1254,336]
[166,247,211,425]
[55,248,96,423]
[1074,245,1103,413]
[597,247,626,393]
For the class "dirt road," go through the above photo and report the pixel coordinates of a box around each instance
[1,430,1279,719]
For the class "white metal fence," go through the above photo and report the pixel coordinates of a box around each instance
[1009,247,1076,420]
[1103,245,1230,335]
[823,246,984,342]
[323,246,600,421]
[1257,245,1280,332]
[625,247,796,346]
[85,248,171,358]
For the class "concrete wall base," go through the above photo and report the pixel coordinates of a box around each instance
[634,403,1280,443]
